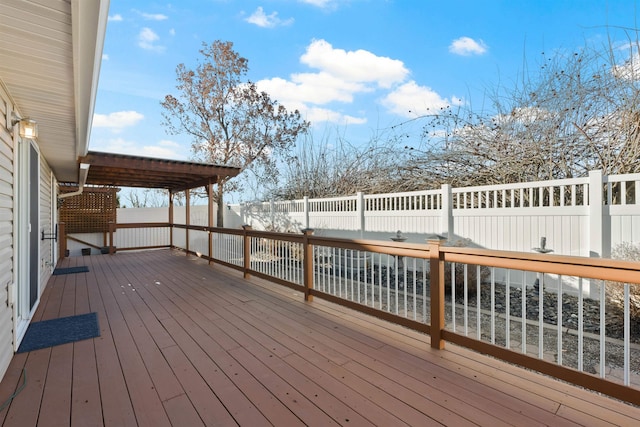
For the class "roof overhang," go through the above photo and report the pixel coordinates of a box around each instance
[78,151,242,192]
[0,0,109,182]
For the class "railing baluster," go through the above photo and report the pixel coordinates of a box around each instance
[578,277,584,371]
[452,262,457,332]
[394,255,399,315]
[356,251,367,305]
[349,250,356,301]
[557,275,563,366]
[624,284,630,386]
[522,272,527,354]
[464,264,468,336]
[386,255,391,312]
[403,258,408,318]
[332,247,337,296]
[413,258,417,321]
[491,267,495,345]
[506,269,511,349]
[378,253,383,310]
[539,272,544,359]
[600,279,606,378]
[422,259,427,323]
[476,265,481,340]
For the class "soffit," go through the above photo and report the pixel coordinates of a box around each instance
[0,0,108,182]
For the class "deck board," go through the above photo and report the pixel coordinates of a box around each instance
[0,249,638,426]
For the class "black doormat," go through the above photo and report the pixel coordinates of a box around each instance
[17,312,100,353]
[53,266,89,275]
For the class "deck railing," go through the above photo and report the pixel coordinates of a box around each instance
[73,222,640,406]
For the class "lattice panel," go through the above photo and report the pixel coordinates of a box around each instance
[59,186,118,233]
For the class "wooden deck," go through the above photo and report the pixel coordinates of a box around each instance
[0,250,638,426]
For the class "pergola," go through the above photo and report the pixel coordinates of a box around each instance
[78,151,240,192]
[61,151,241,254]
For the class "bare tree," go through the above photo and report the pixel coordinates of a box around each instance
[161,41,309,226]
[404,31,640,188]
[125,188,172,208]
[269,127,410,200]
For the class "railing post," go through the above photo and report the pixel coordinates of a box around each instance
[428,239,445,349]
[242,225,252,279]
[59,222,67,260]
[303,196,309,229]
[108,222,115,254]
[357,192,364,239]
[441,184,453,239]
[301,228,314,301]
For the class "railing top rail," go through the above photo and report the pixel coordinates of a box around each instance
[442,245,640,283]
[114,222,171,229]
[309,235,434,258]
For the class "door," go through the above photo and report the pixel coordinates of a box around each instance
[29,142,39,310]
[14,140,40,345]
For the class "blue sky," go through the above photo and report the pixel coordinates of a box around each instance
[91,1,640,177]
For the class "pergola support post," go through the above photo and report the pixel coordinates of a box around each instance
[169,191,174,249]
[185,189,190,256]
[208,181,214,264]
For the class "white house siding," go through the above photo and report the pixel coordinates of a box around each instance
[0,83,16,377]
[39,158,54,287]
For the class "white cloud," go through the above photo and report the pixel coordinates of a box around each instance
[256,39,462,124]
[258,74,366,107]
[142,140,186,159]
[108,14,123,22]
[141,13,168,21]
[612,53,640,80]
[245,7,294,28]
[449,36,488,56]
[93,111,144,132]
[299,0,338,9]
[138,27,164,52]
[102,54,109,61]
[304,107,367,125]
[256,77,368,124]
[169,28,176,36]
[256,39,414,124]
[382,81,461,118]
[301,39,408,88]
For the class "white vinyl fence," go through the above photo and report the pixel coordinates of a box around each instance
[236,170,640,298]
[241,170,640,259]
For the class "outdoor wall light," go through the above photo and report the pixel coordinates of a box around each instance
[11,113,38,139]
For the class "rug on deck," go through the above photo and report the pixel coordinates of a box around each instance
[17,312,100,353]
[52,266,89,275]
